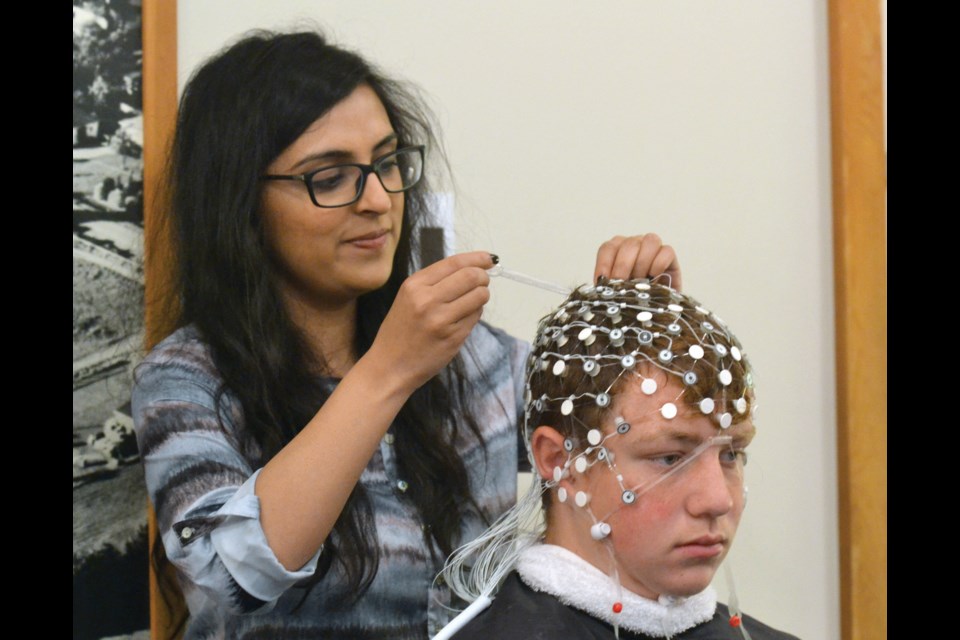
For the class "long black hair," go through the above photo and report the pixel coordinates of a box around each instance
[150,27,489,625]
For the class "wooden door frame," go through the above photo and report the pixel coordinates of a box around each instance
[828,1,887,639]
[141,1,180,637]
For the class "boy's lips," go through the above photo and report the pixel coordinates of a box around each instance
[680,535,725,547]
[675,535,727,558]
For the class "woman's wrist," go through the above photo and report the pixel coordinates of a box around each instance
[349,348,422,404]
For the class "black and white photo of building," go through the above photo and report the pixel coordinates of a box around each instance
[74,1,150,638]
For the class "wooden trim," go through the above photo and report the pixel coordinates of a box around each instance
[827,1,886,639]
[142,1,181,638]
[142,2,179,347]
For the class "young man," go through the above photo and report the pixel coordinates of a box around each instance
[438,278,800,640]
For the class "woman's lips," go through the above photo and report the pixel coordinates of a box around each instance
[346,229,389,249]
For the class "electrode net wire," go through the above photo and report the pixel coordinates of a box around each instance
[593,435,736,523]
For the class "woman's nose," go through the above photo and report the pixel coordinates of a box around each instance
[354,170,394,214]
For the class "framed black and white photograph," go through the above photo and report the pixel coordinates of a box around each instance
[74,1,151,638]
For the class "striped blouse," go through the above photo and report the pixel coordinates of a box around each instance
[132,322,530,639]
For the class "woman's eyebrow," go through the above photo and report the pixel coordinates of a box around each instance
[290,149,352,171]
[289,134,399,172]
[372,133,398,152]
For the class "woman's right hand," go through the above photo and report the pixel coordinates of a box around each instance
[366,251,494,393]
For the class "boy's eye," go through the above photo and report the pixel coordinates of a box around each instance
[652,453,684,467]
[720,448,748,466]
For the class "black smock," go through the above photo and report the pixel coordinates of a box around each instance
[450,572,801,640]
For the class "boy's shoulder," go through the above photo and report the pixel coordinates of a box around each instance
[451,573,802,640]
[690,603,802,640]
[451,571,611,640]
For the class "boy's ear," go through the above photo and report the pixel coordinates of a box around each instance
[530,426,569,483]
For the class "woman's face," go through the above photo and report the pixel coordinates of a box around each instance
[259,84,405,310]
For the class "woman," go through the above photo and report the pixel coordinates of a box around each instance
[132,28,681,639]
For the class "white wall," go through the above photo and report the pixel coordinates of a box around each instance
[179,3,838,638]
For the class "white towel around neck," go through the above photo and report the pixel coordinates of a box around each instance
[515,543,717,638]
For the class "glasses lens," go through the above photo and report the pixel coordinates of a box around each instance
[377,148,423,193]
[308,165,363,207]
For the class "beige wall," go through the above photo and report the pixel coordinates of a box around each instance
[179,3,838,638]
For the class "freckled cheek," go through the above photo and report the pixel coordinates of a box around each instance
[635,499,673,525]
[611,498,672,533]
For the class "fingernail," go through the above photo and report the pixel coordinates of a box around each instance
[489,253,500,265]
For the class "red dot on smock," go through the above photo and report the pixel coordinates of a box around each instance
[729,615,742,627]
[612,602,623,614]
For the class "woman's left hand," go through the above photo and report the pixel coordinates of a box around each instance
[593,233,682,291]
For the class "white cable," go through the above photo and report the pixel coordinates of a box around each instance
[431,594,493,640]
[440,475,546,603]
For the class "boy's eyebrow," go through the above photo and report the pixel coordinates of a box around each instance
[621,422,756,448]
[730,423,757,445]
[624,429,702,448]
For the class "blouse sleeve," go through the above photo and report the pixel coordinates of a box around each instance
[131,338,322,615]
[512,337,533,473]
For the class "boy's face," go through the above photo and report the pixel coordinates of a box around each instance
[567,377,755,600]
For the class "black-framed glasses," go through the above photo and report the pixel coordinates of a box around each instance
[261,145,425,208]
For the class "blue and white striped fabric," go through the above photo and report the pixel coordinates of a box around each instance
[132,322,530,639]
